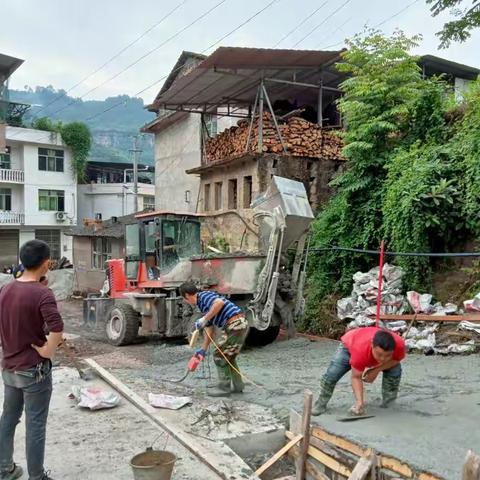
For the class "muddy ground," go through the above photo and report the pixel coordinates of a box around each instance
[7,299,480,479]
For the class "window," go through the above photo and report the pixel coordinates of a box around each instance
[204,114,218,138]
[0,188,12,211]
[35,229,61,259]
[204,184,211,211]
[243,176,253,209]
[214,182,223,211]
[228,179,238,210]
[92,238,112,269]
[39,190,65,211]
[0,147,11,169]
[38,148,64,172]
[143,196,155,211]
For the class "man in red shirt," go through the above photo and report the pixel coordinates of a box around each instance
[312,327,406,416]
[0,240,64,480]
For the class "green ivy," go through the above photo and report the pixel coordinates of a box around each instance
[304,30,480,335]
[31,117,91,180]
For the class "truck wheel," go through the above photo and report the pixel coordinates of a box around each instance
[106,304,140,346]
[246,325,280,347]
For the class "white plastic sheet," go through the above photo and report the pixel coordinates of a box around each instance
[70,387,120,411]
[148,393,192,410]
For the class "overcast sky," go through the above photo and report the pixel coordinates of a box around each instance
[2,0,479,105]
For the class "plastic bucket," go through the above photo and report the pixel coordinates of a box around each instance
[130,448,177,480]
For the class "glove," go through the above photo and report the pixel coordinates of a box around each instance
[194,317,208,330]
[195,348,207,358]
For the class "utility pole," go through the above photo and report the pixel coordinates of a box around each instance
[129,135,142,213]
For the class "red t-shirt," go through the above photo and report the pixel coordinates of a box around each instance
[341,327,406,372]
[0,280,64,371]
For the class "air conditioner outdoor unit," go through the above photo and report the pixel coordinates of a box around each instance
[56,212,66,222]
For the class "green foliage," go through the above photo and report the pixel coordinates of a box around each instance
[454,81,480,231]
[427,0,480,47]
[59,122,92,182]
[304,30,480,335]
[31,117,91,180]
[207,236,231,253]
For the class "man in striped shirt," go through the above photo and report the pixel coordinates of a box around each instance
[180,282,249,397]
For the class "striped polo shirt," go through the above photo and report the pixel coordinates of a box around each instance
[197,291,242,328]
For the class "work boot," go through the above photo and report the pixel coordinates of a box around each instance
[311,379,336,416]
[208,365,231,397]
[230,359,245,393]
[381,375,401,408]
[0,464,23,480]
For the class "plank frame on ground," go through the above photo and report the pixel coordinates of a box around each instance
[84,358,257,480]
[288,409,445,480]
[255,434,303,477]
[296,390,313,480]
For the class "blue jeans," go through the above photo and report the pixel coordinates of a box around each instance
[324,344,402,385]
[0,361,52,480]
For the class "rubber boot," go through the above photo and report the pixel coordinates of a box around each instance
[208,364,232,397]
[312,379,336,416]
[230,359,245,393]
[381,375,400,408]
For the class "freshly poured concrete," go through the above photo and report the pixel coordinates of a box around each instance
[105,337,480,479]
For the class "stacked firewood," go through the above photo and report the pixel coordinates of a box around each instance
[205,113,344,162]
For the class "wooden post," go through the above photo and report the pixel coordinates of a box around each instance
[463,451,480,480]
[296,390,313,480]
[348,457,373,480]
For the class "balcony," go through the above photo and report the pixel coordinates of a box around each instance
[0,168,24,183]
[0,211,24,225]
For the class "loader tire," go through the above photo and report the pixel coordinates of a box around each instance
[246,325,280,347]
[106,304,140,346]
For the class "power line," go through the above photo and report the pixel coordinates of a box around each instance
[44,0,229,120]
[319,0,421,50]
[292,0,353,48]
[27,0,188,120]
[84,0,281,123]
[272,1,329,48]
[374,0,420,28]
[312,15,353,49]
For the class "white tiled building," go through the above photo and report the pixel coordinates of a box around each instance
[0,126,77,268]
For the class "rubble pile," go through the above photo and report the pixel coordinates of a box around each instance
[205,113,344,162]
[336,264,480,355]
[337,263,406,329]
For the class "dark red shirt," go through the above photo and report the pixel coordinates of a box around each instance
[341,327,406,371]
[0,281,64,371]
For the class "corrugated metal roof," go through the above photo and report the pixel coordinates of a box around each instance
[151,47,346,114]
[0,53,23,79]
[420,55,479,80]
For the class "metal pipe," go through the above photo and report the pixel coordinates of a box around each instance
[245,87,260,153]
[262,84,287,154]
[317,81,323,127]
[258,80,264,154]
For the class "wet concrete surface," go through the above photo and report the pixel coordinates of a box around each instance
[59,300,480,478]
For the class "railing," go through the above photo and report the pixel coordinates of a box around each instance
[0,169,24,183]
[0,211,25,224]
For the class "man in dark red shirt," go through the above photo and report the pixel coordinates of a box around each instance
[0,240,64,480]
[312,327,406,416]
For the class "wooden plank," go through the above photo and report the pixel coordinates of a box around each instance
[463,451,480,480]
[348,457,373,480]
[255,434,303,477]
[289,444,334,480]
[309,436,357,470]
[379,455,414,477]
[297,390,313,480]
[311,427,366,458]
[287,430,352,477]
[374,314,480,322]
[84,358,246,480]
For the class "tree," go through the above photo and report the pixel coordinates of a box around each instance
[427,0,480,47]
